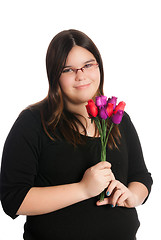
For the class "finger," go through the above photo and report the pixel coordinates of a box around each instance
[96,198,109,206]
[117,192,128,206]
[111,172,115,180]
[94,161,111,170]
[105,176,114,183]
[111,189,123,207]
[101,168,112,176]
[106,180,120,196]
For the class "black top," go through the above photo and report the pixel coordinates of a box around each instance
[0,109,153,240]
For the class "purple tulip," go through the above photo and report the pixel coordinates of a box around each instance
[95,95,107,108]
[99,107,108,119]
[107,96,117,110]
[111,110,124,124]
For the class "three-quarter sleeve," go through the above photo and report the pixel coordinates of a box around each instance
[0,109,41,219]
[123,113,153,202]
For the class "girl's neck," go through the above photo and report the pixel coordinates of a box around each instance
[65,101,97,137]
[65,101,89,118]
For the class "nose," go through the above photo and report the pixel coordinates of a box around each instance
[75,69,86,81]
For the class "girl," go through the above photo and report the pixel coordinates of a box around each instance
[0,29,153,240]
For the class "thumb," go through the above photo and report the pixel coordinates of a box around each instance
[96,197,110,206]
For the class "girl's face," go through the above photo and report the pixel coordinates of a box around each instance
[59,46,100,108]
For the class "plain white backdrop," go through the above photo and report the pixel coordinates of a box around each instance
[0,0,160,239]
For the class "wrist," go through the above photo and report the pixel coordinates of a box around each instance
[130,191,139,207]
[128,182,148,207]
[78,181,90,200]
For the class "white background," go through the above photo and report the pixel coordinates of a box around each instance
[0,0,160,239]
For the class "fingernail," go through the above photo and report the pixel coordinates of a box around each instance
[116,204,118,207]
[111,204,114,208]
[106,191,110,196]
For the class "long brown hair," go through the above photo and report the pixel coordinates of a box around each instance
[30,29,120,148]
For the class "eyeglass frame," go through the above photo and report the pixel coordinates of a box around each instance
[61,63,99,75]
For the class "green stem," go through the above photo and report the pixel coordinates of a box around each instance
[99,122,114,201]
[105,122,114,146]
[101,144,106,162]
[102,119,107,143]
[94,118,103,146]
[96,118,103,136]
[100,191,105,201]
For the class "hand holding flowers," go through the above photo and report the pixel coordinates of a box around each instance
[80,161,115,199]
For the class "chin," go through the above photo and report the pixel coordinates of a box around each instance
[75,90,98,104]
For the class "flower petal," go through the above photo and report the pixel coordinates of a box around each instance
[107,96,117,109]
[114,101,126,114]
[99,107,108,119]
[106,103,113,117]
[86,100,98,117]
[111,110,124,124]
[95,95,107,107]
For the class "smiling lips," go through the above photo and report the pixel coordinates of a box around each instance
[74,82,91,89]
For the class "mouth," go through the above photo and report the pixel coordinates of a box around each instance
[74,82,91,89]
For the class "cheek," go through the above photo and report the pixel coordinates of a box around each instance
[59,77,72,93]
[91,70,101,86]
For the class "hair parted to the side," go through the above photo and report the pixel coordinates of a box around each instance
[30,29,121,148]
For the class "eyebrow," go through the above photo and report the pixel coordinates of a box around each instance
[63,59,96,68]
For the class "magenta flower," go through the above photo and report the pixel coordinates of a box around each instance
[107,96,117,109]
[99,108,108,119]
[95,95,107,108]
[112,110,124,124]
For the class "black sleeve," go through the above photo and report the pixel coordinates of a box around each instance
[122,113,153,203]
[0,109,42,219]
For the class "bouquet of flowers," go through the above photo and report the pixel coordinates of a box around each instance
[86,96,126,201]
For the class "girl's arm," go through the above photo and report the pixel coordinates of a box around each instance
[17,161,113,216]
[17,183,86,216]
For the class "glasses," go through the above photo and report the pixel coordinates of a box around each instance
[61,63,99,76]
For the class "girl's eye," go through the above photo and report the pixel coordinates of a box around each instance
[62,68,74,73]
[84,63,93,69]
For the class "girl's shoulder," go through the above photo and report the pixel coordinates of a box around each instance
[18,105,42,125]
[9,106,43,138]
[121,111,131,127]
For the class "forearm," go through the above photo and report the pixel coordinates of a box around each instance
[16,161,112,216]
[16,182,87,216]
[128,181,149,207]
